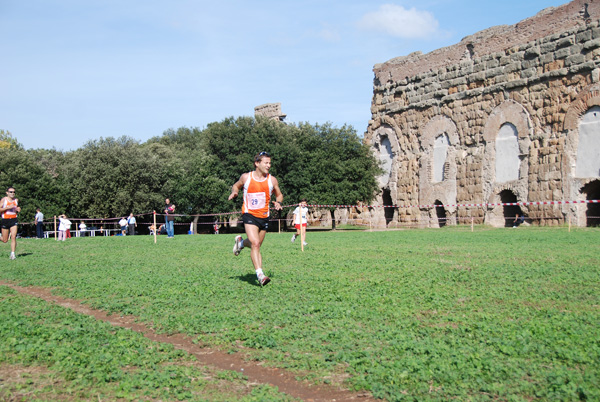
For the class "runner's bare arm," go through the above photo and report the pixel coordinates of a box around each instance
[228,173,249,200]
[271,177,283,210]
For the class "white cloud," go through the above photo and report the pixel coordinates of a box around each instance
[357,4,439,39]
[317,26,341,43]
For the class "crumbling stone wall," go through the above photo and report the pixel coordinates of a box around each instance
[254,103,287,122]
[365,0,600,227]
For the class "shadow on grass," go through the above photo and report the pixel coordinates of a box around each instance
[231,273,261,287]
[16,252,33,258]
[231,273,276,287]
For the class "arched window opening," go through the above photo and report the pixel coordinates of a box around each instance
[499,190,523,227]
[433,133,449,182]
[434,200,447,227]
[581,180,600,227]
[575,106,600,178]
[495,123,520,183]
[375,135,394,186]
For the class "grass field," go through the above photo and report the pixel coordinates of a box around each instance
[1,227,599,401]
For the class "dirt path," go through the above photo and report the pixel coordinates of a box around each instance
[1,281,375,402]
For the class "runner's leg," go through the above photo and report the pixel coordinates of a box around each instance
[9,225,17,253]
[244,224,267,271]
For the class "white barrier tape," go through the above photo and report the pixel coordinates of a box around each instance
[45,199,600,224]
[307,199,599,210]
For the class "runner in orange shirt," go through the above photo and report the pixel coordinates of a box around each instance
[228,152,283,286]
[1,186,21,260]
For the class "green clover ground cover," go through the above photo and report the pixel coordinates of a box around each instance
[1,227,599,401]
[0,286,296,401]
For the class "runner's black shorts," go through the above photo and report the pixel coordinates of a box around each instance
[1,218,18,230]
[241,213,270,231]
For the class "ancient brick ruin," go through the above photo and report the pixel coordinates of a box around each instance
[363,0,600,228]
[254,103,287,122]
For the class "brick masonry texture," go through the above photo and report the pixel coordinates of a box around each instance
[363,0,600,228]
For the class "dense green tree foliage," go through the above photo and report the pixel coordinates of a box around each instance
[174,153,229,215]
[1,118,380,230]
[201,116,298,185]
[64,136,170,219]
[291,122,381,205]
[289,123,381,228]
[201,117,381,208]
[147,127,230,229]
[0,147,67,221]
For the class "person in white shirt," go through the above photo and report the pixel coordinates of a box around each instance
[119,217,128,236]
[127,213,137,235]
[291,198,309,246]
[58,215,71,241]
[34,208,44,239]
[79,221,87,236]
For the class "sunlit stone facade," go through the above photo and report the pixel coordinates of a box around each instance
[364,0,600,227]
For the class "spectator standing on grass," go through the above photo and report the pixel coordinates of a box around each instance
[229,151,283,286]
[66,219,72,238]
[1,186,21,260]
[291,198,309,246]
[119,217,128,236]
[127,213,137,236]
[58,214,71,241]
[164,198,175,238]
[34,208,44,239]
[79,221,87,236]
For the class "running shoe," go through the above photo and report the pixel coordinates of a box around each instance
[259,275,271,286]
[291,235,296,242]
[9,253,16,260]
[233,235,243,256]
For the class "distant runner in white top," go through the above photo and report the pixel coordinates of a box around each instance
[291,198,308,246]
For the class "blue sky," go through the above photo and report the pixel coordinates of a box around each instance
[1,0,569,150]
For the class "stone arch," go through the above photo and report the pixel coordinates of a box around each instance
[563,85,600,225]
[563,85,600,180]
[575,106,600,178]
[581,180,600,227]
[420,115,459,149]
[499,190,523,228]
[483,100,532,143]
[369,121,402,227]
[563,88,600,131]
[434,199,447,228]
[482,100,532,208]
[418,116,458,227]
[372,123,401,187]
[564,86,600,178]
[484,183,528,228]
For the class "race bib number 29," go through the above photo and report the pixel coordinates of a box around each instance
[247,192,266,210]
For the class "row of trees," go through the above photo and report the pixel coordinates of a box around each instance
[0,119,381,231]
